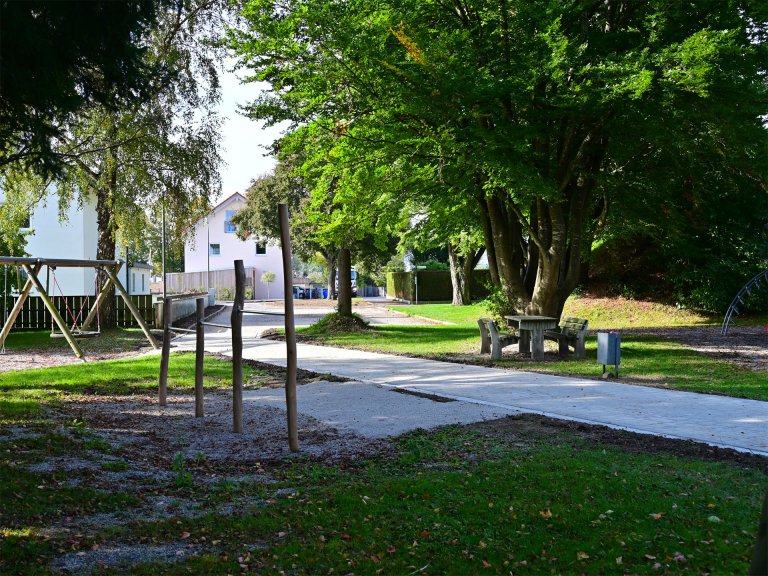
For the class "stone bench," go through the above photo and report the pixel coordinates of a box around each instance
[544,316,589,358]
[478,318,519,360]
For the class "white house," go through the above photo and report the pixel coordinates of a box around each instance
[184,193,285,299]
[8,189,150,296]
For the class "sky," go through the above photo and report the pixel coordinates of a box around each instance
[216,64,288,201]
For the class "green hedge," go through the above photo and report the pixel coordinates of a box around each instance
[386,270,491,302]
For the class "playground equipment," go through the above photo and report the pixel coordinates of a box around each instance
[721,269,768,335]
[0,257,159,359]
[158,204,299,451]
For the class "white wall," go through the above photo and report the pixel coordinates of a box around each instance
[19,190,150,297]
[25,191,98,296]
[184,194,285,299]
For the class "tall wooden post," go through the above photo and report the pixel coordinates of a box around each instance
[279,204,299,452]
[22,263,85,360]
[102,264,159,349]
[0,263,41,348]
[158,297,171,406]
[231,260,245,433]
[195,296,205,417]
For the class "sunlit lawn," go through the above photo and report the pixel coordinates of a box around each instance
[298,297,768,401]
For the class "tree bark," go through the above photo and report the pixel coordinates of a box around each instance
[447,244,470,305]
[95,172,117,328]
[337,247,352,316]
[324,250,336,300]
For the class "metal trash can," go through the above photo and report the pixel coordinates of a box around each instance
[597,332,621,377]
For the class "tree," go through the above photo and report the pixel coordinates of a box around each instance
[0,1,161,176]
[261,270,276,298]
[229,0,767,317]
[3,0,225,326]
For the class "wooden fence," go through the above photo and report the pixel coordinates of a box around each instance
[3,294,155,330]
[165,267,257,297]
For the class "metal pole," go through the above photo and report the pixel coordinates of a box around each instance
[279,204,299,452]
[206,217,210,293]
[161,195,167,300]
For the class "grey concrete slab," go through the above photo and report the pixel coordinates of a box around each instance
[243,381,518,438]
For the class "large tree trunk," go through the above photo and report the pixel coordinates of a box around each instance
[95,171,117,328]
[448,244,485,306]
[337,247,352,316]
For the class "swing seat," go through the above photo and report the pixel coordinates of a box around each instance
[50,330,101,339]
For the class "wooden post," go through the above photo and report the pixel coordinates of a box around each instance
[80,269,113,331]
[0,263,41,348]
[158,296,171,406]
[103,264,159,349]
[22,263,86,360]
[231,260,245,433]
[279,204,299,452]
[195,296,205,417]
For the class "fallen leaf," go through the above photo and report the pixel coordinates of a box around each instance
[576,551,589,561]
[707,515,722,523]
[539,509,553,519]
[615,556,623,565]
[649,513,663,520]
[673,552,687,563]
[644,554,656,560]
[180,532,190,540]
[482,559,491,568]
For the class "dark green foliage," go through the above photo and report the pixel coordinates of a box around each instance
[0,1,161,175]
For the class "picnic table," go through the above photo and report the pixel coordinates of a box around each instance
[505,315,558,361]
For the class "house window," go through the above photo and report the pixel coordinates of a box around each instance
[209,243,221,256]
[255,241,267,255]
[224,210,236,233]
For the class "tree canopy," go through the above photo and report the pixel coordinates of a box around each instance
[229,0,767,315]
[0,1,162,176]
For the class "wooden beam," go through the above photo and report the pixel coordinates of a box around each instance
[22,263,85,360]
[158,297,171,406]
[231,260,245,433]
[279,204,299,452]
[80,269,114,331]
[195,296,205,417]
[102,265,159,349]
[0,256,123,268]
[0,263,42,348]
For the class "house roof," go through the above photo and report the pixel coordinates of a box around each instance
[186,192,247,233]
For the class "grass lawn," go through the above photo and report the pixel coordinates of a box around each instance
[0,353,764,574]
[296,297,768,401]
[0,353,263,423]
[1,327,153,353]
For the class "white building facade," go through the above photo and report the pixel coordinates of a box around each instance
[184,193,285,299]
[12,190,150,296]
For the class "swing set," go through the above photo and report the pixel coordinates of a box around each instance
[0,257,159,360]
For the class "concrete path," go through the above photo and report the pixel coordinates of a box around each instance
[174,304,768,455]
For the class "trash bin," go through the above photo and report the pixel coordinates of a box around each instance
[323,288,328,298]
[597,332,621,377]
